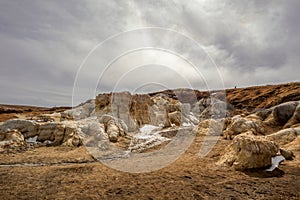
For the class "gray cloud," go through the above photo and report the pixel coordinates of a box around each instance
[0,0,299,106]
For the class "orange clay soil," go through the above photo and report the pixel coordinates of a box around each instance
[226,82,300,111]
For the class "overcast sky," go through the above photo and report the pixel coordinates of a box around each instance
[0,0,299,106]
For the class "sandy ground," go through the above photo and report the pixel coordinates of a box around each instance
[0,134,299,200]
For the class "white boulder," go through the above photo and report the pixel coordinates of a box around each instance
[218,133,279,170]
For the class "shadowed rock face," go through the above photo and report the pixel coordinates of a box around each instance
[263,101,300,129]
[131,94,154,126]
[272,102,298,125]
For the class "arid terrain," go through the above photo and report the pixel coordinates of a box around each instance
[0,82,300,199]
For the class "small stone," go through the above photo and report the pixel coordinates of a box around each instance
[280,148,295,160]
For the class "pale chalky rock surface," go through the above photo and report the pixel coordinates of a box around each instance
[218,133,278,170]
[265,127,300,146]
[223,114,265,139]
[0,129,26,152]
[0,119,38,138]
[0,119,81,147]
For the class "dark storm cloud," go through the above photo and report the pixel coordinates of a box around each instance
[130,0,298,73]
[0,0,130,106]
[0,0,299,106]
[180,0,288,70]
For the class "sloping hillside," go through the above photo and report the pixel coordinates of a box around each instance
[226,82,300,111]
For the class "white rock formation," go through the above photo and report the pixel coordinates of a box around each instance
[0,119,38,138]
[265,127,300,145]
[75,116,109,149]
[65,99,95,120]
[0,129,26,152]
[99,114,126,142]
[224,114,265,139]
[129,125,170,152]
[218,133,279,170]
[0,119,81,147]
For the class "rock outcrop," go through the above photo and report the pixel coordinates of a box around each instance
[0,129,26,152]
[0,119,81,147]
[279,148,295,160]
[224,101,300,140]
[218,133,278,170]
[95,92,153,131]
[224,114,265,139]
[95,92,203,131]
[36,121,81,147]
[99,115,126,142]
[0,119,38,138]
[65,99,95,120]
[218,133,279,170]
[1,82,299,159]
[129,132,170,153]
[75,116,108,149]
[191,97,229,120]
[168,111,182,126]
[197,119,224,136]
[265,128,300,146]
[272,102,298,125]
[263,101,300,128]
